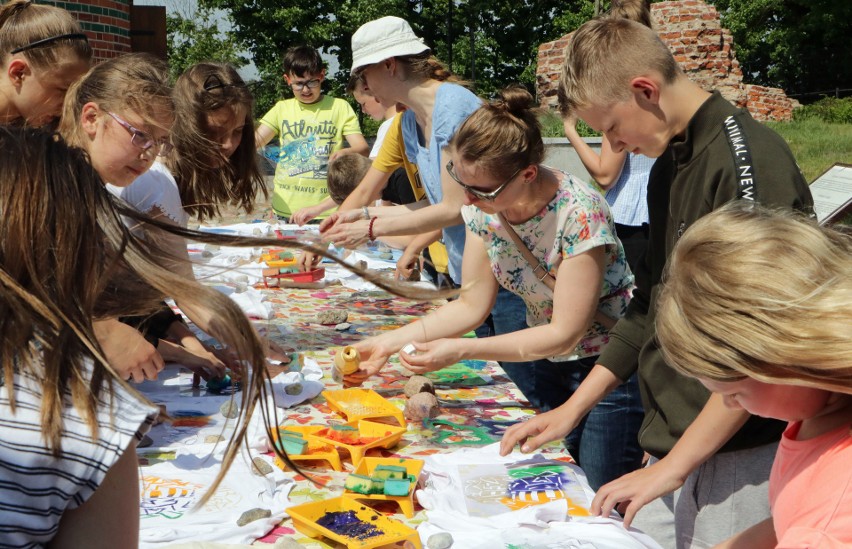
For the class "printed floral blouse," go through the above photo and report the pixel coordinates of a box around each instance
[462,170,634,361]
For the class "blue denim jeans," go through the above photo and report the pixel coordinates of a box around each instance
[475,287,537,400]
[533,356,645,490]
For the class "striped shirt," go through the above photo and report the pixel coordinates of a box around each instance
[605,153,655,227]
[0,361,157,548]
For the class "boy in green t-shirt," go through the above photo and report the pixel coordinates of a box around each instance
[255,45,369,221]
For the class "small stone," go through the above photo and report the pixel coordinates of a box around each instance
[378,251,393,260]
[251,456,274,476]
[252,228,263,236]
[404,392,440,421]
[404,375,435,398]
[315,310,349,325]
[138,435,153,448]
[334,322,351,331]
[201,250,214,258]
[427,532,454,549]
[236,507,271,527]
[284,382,303,395]
[234,282,248,293]
[204,434,225,443]
[220,400,239,418]
[274,539,304,549]
[356,260,368,271]
[233,274,249,283]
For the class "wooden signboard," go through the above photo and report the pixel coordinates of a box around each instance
[809,163,852,225]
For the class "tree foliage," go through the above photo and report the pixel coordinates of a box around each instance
[166,6,248,82]
[200,0,594,115]
[709,0,852,102]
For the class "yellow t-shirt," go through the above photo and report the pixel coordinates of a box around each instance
[259,96,361,219]
[372,114,449,274]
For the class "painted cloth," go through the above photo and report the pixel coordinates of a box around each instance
[259,96,361,219]
[605,152,654,227]
[139,450,293,548]
[0,359,157,547]
[109,161,189,228]
[462,171,633,361]
[597,91,813,458]
[372,112,447,274]
[401,83,481,283]
[769,422,852,548]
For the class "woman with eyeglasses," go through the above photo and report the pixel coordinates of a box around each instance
[0,0,92,127]
[348,86,644,490]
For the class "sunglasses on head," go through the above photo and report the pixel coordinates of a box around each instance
[445,160,523,201]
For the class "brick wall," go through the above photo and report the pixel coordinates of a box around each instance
[43,0,131,61]
[536,0,798,121]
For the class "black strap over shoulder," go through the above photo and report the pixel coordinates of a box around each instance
[722,114,755,201]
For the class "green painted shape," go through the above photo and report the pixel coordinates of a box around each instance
[426,419,495,445]
[506,464,569,478]
[424,363,487,386]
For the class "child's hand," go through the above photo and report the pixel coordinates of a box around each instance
[93,318,164,382]
[298,251,321,271]
[395,247,420,280]
[499,406,579,456]
[290,205,318,226]
[399,339,462,373]
[590,459,687,528]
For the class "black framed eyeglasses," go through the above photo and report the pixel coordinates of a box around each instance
[446,160,523,201]
[107,111,173,156]
[288,78,321,91]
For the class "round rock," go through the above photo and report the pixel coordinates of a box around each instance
[315,309,349,325]
[404,392,440,421]
[427,532,454,549]
[220,400,240,418]
[404,375,435,398]
[251,456,274,476]
[237,507,271,527]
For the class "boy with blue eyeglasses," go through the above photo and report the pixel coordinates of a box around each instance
[255,45,369,222]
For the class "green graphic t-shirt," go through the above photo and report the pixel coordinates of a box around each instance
[259,96,361,218]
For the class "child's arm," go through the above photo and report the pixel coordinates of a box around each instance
[713,518,777,549]
[396,230,441,279]
[93,318,164,382]
[50,439,141,549]
[563,116,626,190]
[329,133,370,161]
[591,393,750,527]
[291,196,337,225]
[254,124,277,149]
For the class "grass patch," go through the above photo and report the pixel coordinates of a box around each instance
[767,118,852,183]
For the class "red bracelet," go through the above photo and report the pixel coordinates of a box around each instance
[368,217,377,242]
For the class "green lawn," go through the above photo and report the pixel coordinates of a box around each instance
[767,118,852,183]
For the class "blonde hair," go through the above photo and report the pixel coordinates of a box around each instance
[656,203,852,393]
[327,154,370,204]
[0,0,91,70]
[449,85,544,176]
[557,17,678,117]
[167,62,265,222]
[58,53,173,148]
[609,0,653,29]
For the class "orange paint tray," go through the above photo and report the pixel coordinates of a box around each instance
[322,388,407,427]
[271,425,343,471]
[287,496,421,549]
[311,419,406,466]
[344,457,424,518]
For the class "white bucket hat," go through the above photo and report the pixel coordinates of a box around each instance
[350,16,430,73]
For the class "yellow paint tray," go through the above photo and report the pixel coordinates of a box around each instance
[287,496,421,548]
[271,425,342,472]
[344,457,424,518]
[322,388,407,427]
[311,419,406,466]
